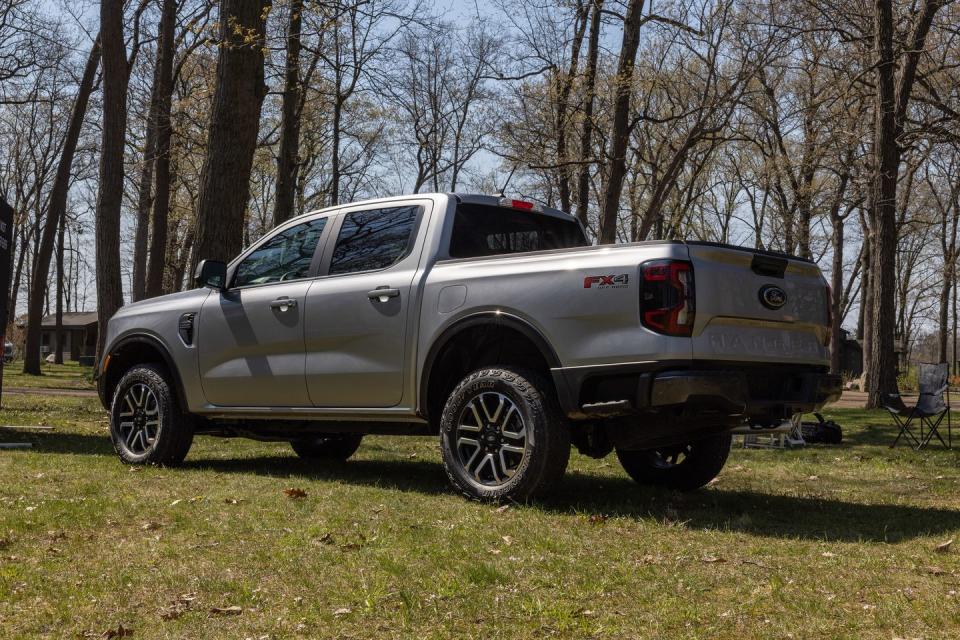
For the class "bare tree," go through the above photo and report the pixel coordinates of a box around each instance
[193,0,270,266]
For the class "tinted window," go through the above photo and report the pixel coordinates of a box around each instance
[448,205,587,258]
[233,218,327,287]
[329,206,419,275]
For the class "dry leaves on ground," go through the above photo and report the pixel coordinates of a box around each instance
[284,488,307,499]
[209,605,242,617]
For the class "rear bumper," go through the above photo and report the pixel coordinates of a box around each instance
[552,360,842,425]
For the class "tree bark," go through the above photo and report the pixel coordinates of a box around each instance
[598,0,645,244]
[95,0,128,360]
[193,0,270,268]
[145,0,176,298]
[272,0,303,227]
[574,0,602,229]
[554,2,587,213]
[54,212,64,364]
[22,37,100,375]
[130,57,161,302]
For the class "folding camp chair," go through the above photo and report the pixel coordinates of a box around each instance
[885,362,952,450]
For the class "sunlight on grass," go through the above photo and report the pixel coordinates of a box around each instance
[1,394,959,638]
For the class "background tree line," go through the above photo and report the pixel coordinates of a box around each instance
[0,0,958,408]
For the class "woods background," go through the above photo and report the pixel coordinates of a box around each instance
[1,0,958,408]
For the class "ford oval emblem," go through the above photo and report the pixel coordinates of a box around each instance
[759,284,787,310]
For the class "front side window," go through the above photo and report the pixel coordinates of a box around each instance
[233,218,327,287]
[328,206,420,275]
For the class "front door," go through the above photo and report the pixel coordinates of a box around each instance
[304,202,429,407]
[197,217,328,407]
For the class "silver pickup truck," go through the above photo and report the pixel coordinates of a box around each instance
[98,193,841,501]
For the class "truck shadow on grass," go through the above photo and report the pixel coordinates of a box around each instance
[181,453,960,544]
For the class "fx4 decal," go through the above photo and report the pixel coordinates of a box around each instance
[583,274,630,289]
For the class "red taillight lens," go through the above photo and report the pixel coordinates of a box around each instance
[498,197,540,212]
[640,260,695,336]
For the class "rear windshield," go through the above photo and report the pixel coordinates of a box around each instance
[448,204,587,259]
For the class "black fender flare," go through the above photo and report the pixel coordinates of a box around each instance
[99,333,188,411]
[418,311,561,418]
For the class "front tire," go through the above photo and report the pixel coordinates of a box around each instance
[440,368,570,502]
[290,434,363,460]
[109,363,193,465]
[616,432,732,491]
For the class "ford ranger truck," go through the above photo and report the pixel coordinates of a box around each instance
[97,193,841,501]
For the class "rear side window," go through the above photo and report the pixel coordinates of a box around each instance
[448,205,587,258]
[329,206,420,275]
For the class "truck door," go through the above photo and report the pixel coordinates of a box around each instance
[197,217,329,407]
[304,201,431,408]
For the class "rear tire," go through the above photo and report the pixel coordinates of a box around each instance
[290,434,363,461]
[440,367,570,502]
[616,432,732,491]
[109,363,193,466]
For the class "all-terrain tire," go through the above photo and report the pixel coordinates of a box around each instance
[440,368,570,502]
[290,434,364,460]
[616,432,732,491]
[109,363,194,466]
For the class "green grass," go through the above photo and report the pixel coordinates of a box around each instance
[1,359,95,390]
[1,396,960,638]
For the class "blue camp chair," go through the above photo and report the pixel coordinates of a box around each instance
[885,362,952,449]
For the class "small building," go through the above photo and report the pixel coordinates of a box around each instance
[33,312,98,361]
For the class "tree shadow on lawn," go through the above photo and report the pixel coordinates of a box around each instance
[13,429,960,543]
[183,454,960,543]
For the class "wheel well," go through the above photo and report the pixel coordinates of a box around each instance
[424,323,554,426]
[103,339,182,408]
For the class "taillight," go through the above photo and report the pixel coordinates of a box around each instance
[640,260,695,336]
[498,197,541,212]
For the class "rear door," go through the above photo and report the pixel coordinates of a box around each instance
[197,216,329,407]
[303,200,431,407]
[686,243,830,365]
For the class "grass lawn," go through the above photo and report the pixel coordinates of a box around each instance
[1,395,959,639]
[1,360,95,391]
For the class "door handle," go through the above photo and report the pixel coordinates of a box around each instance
[270,297,298,311]
[367,287,400,302]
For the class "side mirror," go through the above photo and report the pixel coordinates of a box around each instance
[194,259,227,291]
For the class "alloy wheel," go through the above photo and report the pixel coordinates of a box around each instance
[454,392,527,486]
[116,383,161,456]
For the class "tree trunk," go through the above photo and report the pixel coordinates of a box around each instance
[598,0,644,244]
[939,264,952,364]
[95,0,128,360]
[330,96,343,206]
[575,0,602,229]
[145,0,176,298]
[193,0,269,268]
[54,212,65,364]
[866,0,899,408]
[22,37,100,375]
[554,2,587,213]
[272,0,303,227]
[830,214,844,374]
[130,58,161,303]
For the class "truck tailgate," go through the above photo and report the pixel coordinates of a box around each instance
[686,243,830,365]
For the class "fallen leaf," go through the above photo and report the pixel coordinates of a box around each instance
[588,514,608,525]
[141,522,161,531]
[224,498,239,505]
[821,551,836,558]
[927,566,947,576]
[284,488,307,499]
[501,535,513,546]
[316,532,334,545]
[702,555,726,563]
[169,499,182,506]
[936,539,954,553]
[333,607,352,617]
[494,505,510,514]
[99,624,134,639]
[209,605,242,616]
[807,475,819,481]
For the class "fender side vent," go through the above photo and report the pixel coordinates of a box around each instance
[178,313,196,345]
